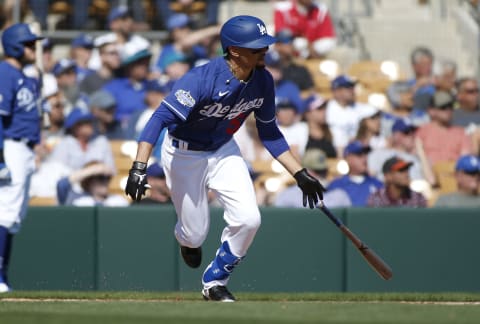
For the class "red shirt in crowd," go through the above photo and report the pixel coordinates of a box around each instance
[274,0,336,43]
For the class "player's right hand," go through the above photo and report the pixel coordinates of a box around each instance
[0,162,12,184]
[125,161,151,201]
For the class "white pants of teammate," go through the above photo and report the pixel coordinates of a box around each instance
[161,134,261,257]
[0,140,36,233]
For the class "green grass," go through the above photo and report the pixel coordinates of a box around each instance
[1,292,480,324]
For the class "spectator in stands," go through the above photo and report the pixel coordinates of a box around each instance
[416,90,473,164]
[327,141,383,207]
[29,0,90,30]
[385,81,429,129]
[354,105,387,150]
[107,5,150,50]
[103,41,151,126]
[70,34,95,83]
[49,108,115,171]
[274,148,351,208]
[162,52,192,92]
[132,162,171,205]
[40,74,66,154]
[367,156,427,207]
[89,90,124,140]
[80,33,121,95]
[272,29,315,92]
[275,100,309,160]
[109,0,150,31]
[41,38,55,73]
[434,155,480,207]
[265,52,306,114]
[154,13,220,74]
[274,0,336,58]
[408,46,436,111]
[156,0,220,29]
[128,78,169,140]
[56,160,128,207]
[368,119,436,186]
[303,95,336,158]
[452,77,480,127]
[325,75,373,156]
[434,59,457,94]
[52,58,80,109]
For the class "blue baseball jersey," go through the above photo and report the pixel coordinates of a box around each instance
[103,77,147,122]
[0,61,41,143]
[159,56,278,151]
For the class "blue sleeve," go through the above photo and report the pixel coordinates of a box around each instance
[162,70,202,121]
[0,117,3,150]
[0,69,15,116]
[138,102,181,144]
[56,177,72,205]
[256,119,289,158]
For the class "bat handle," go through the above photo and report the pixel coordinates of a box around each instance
[317,201,343,227]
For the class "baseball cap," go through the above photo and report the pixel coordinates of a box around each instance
[146,162,165,178]
[429,90,455,109]
[64,108,94,130]
[344,141,371,156]
[264,51,281,68]
[455,155,480,173]
[305,94,327,111]
[145,79,168,93]
[275,99,296,111]
[167,13,190,31]
[89,90,116,110]
[302,149,328,171]
[392,119,417,133]
[275,28,294,44]
[120,40,152,66]
[52,59,76,77]
[94,33,117,48]
[331,75,357,90]
[71,33,94,49]
[382,156,413,173]
[108,5,130,24]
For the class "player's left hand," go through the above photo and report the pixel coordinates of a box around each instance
[125,161,151,201]
[293,168,326,209]
[0,162,12,184]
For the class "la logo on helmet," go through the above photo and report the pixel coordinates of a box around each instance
[257,23,266,35]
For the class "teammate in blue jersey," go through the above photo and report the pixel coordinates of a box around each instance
[125,15,325,302]
[0,23,44,293]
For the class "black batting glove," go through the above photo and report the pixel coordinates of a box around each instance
[125,161,150,201]
[293,168,326,209]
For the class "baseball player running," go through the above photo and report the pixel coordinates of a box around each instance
[0,23,44,292]
[125,15,325,302]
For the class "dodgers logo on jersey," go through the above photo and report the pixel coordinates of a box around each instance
[257,23,267,35]
[175,89,196,107]
[17,87,36,112]
[199,97,264,120]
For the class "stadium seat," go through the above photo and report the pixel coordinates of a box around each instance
[29,196,57,206]
[432,161,457,194]
[347,60,396,93]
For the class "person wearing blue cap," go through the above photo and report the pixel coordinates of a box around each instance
[368,118,436,187]
[125,15,325,302]
[53,58,81,108]
[434,155,480,207]
[49,108,115,172]
[155,0,220,30]
[275,99,308,160]
[326,74,374,156]
[327,141,383,206]
[89,90,125,140]
[70,34,95,83]
[154,13,220,74]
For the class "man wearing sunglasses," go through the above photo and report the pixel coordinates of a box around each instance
[0,23,44,293]
[434,155,480,207]
[125,15,325,302]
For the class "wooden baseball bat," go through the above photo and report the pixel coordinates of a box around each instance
[317,201,393,280]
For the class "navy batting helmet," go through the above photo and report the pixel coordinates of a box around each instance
[2,23,43,58]
[220,15,276,53]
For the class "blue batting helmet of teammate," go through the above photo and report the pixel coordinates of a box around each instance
[220,15,276,53]
[1,23,43,58]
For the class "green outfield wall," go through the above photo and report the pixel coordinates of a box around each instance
[8,206,480,292]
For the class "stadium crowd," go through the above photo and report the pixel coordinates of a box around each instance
[3,0,480,208]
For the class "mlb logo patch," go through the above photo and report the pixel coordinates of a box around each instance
[175,89,196,107]
[257,23,267,35]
